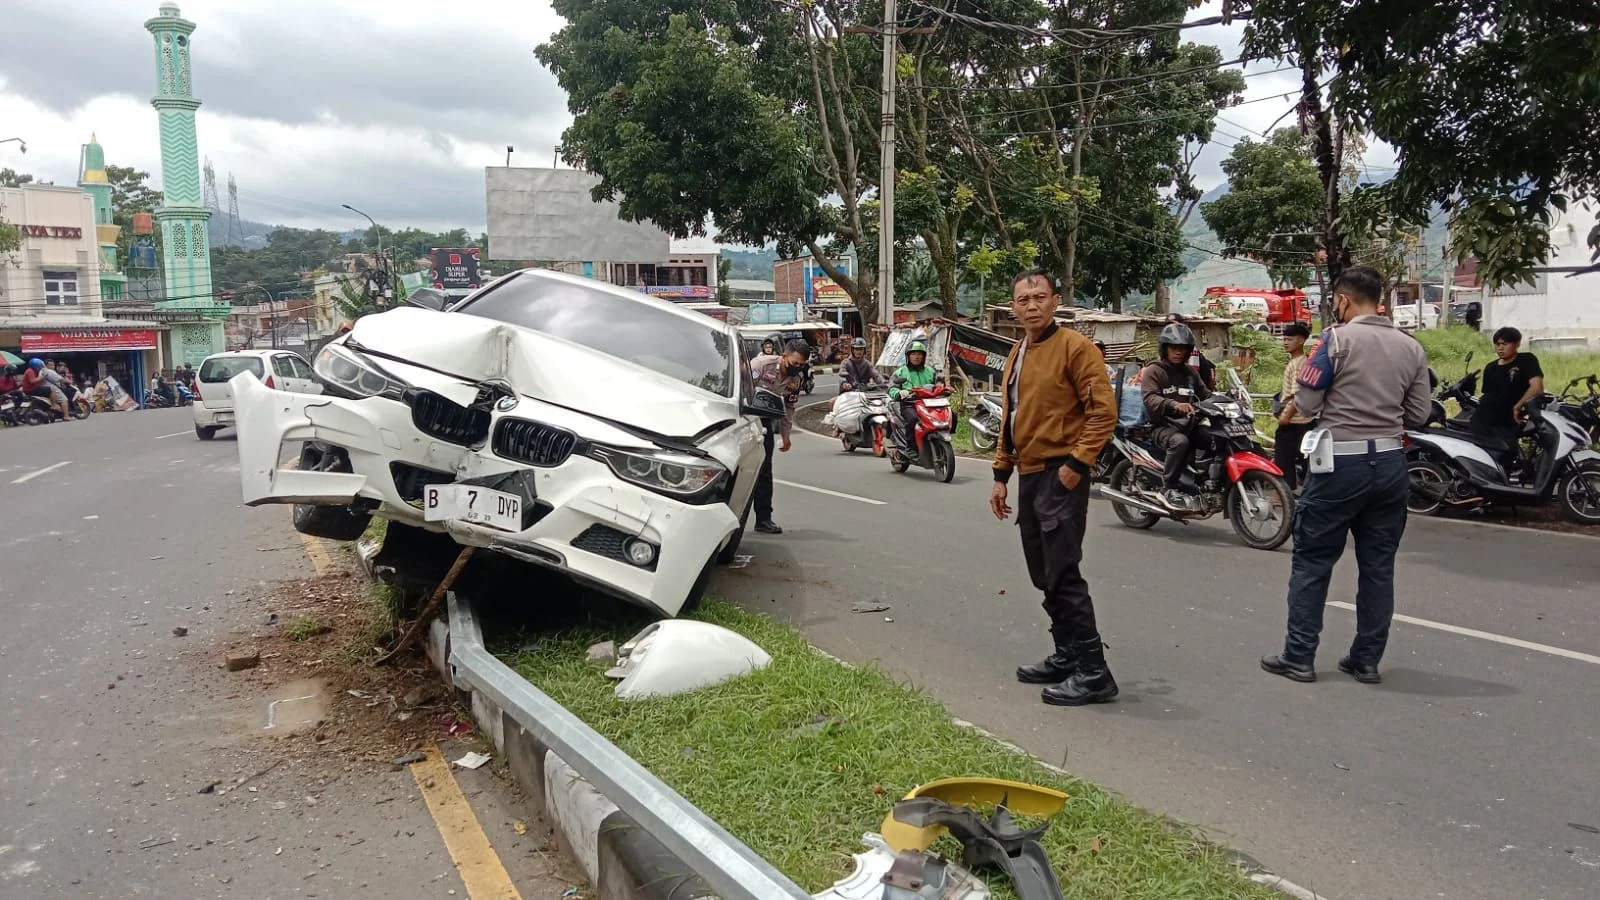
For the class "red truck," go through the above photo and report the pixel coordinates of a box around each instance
[1199,286,1314,333]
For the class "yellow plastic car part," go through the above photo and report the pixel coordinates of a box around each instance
[880,777,1069,852]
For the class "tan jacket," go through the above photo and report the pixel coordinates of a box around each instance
[1280,354,1313,424]
[993,323,1117,481]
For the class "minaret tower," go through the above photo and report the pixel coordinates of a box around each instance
[145,3,216,316]
[78,133,128,301]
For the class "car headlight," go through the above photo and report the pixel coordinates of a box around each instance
[314,343,405,399]
[588,445,729,503]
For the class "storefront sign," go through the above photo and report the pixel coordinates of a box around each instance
[21,225,84,239]
[748,301,799,325]
[810,276,849,305]
[430,247,482,291]
[644,285,713,299]
[22,328,159,352]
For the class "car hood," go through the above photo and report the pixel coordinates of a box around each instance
[348,307,740,442]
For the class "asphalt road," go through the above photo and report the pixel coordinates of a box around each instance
[0,411,577,898]
[720,373,1600,900]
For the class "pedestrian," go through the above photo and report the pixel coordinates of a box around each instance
[749,338,808,535]
[1274,322,1315,490]
[1470,326,1543,466]
[1261,266,1432,685]
[992,268,1119,706]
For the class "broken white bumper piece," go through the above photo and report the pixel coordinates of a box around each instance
[606,620,772,700]
[812,833,990,900]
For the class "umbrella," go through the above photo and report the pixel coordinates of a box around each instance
[0,350,25,367]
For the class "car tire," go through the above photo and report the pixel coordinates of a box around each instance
[195,425,218,441]
[292,502,372,542]
[716,492,755,565]
[679,554,716,616]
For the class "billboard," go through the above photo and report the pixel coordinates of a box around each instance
[644,285,713,299]
[947,323,1015,384]
[22,328,159,352]
[485,167,671,262]
[748,301,800,325]
[810,276,850,305]
[430,247,482,290]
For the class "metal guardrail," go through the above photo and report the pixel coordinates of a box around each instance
[446,593,812,900]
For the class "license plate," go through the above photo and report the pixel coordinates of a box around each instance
[923,398,950,408]
[215,414,235,425]
[424,484,523,532]
[1225,423,1254,437]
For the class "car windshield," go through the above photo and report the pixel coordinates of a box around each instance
[199,357,265,382]
[456,275,736,397]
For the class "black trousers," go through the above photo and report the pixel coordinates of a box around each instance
[1275,422,1312,490]
[754,427,776,522]
[1018,466,1098,641]
[1150,425,1191,487]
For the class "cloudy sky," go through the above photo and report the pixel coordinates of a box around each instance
[0,0,1392,249]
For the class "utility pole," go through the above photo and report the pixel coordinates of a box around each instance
[877,0,898,332]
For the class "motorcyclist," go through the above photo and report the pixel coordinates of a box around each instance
[1139,323,1211,509]
[838,337,881,393]
[889,339,940,448]
[21,358,72,420]
[0,365,19,397]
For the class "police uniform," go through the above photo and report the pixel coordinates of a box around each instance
[1271,314,1432,675]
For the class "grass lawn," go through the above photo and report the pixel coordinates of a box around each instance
[503,600,1281,900]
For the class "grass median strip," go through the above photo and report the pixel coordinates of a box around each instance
[501,600,1278,899]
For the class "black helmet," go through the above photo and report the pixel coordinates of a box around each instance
[1158,322,1195,357]
[851,337,868,350]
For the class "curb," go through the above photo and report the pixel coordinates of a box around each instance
[426,621,715,900]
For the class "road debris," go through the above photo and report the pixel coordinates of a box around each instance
[513,821,528,835]
[608,620,772,700]
[172,626,188,637]
[1570,823,1600,834]
[452,751,491,771]
[197,781,221,794]
[442,717,474,737]
[850,601,891,614]
[225,650,261,672]
[216,759,283,796]
[585,640,618,665]
[138,837,176,850]
[391,751,427,766]
[729,554,753,569]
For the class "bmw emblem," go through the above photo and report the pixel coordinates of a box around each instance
[494,393,519,412]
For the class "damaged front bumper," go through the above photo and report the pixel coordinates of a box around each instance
[231,372,737,617]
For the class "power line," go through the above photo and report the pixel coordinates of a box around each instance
[909,2,1239,48]
[929,89,1301,139]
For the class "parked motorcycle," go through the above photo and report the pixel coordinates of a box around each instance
[1425,357,1480,431]
[800,361,815,395]
[61,383,92,420]
[888,383,957,483]
[828,388,891,456]
[1406,395,1600,524]
[1100,369,1295,550]
[967,393,1002,453]
[1557,374,1600,449]
[0,392,23,427]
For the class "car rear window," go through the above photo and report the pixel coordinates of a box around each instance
[199,357,265,382]
[455,274,735,397]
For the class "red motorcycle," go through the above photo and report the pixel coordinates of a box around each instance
[888,383,956,483]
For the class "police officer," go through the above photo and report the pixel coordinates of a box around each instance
[1261,266,1432,685]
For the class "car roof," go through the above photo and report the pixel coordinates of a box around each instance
[469,268,737,338]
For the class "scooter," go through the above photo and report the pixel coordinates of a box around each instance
[967,393,1002,453]
[828,387,891,456]
[1406,395,1600,525]
[887,383,957,483]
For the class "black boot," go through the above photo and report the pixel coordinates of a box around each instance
[1016,631,1078,685]
[1042,636,1119,706]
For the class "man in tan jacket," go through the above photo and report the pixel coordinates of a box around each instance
[990,268,1119,705]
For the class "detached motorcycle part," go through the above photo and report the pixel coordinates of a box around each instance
[881,778,1067,853]
[813,833,989,900]
[890,798,1066,900]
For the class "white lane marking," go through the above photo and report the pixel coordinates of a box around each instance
[1329,601,1600,666]
[154,430,190,439]
[1415,514,1600,543]
[775,478,886,506]
[10,461,71,484]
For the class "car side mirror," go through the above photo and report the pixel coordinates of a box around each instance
[742,388,787,419]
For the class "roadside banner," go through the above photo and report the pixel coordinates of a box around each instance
[947,323,1015,383]
[430,247,482,290]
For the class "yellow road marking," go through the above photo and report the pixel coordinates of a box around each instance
[298,531,335,576]
[411,742,523,900]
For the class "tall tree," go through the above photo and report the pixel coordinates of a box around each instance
[1200,129,1323,289]
[1242,0,1600,290]
[0,169,28,260]
[1,168,35,187]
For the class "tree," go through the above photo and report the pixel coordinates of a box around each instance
[102,165,165,261]
[895,251,940,305]
[1241,0,1600,289]
[715,254,734,305]
[1,168,34,187]
[1201,129,1323,289]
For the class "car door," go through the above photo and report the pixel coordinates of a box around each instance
[721,348,768,518]
[270,354,306,393]
[286,354,322,395]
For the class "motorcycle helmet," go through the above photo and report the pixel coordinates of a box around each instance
[28,358,44,370]
[851,337,868,350]
[906,339,928,366]
[1157,323,1195,360]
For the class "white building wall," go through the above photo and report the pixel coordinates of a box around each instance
[0,185,105,322]
[1484,201,1600,352]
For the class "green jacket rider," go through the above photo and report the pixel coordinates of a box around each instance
[890,340,939,399]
